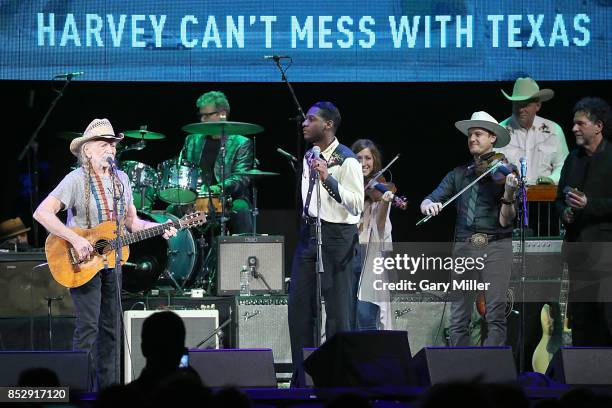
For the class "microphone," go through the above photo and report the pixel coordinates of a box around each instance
[276,147,297,162]
[263,55,290,60]
[519,157,527,180]
[54,71,84,79]
[124,261,152,271]
[312,146,321,159]
[105,155,117,171]
[248,256,258,277]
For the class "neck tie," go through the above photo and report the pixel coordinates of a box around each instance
[302,153,318,217]
[466,182,479,227]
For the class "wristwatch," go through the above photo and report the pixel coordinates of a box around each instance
[500,197,515,205]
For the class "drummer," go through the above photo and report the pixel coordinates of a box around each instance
[180,91,253,234]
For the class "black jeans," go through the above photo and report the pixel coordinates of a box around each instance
[70,268,122,391]
[448,238,512,347]
[288,221,358,384]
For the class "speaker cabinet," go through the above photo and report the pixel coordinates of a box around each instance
[0,351,89,390]
[303,331,414,387]
[217,236,284,295]
[390,294,450,356]
[189,349,276,388]
[235,295,290,364]
[123,309,219,383]
[546,347,612,385]
[412,347,516,385]
[0,252,73,317]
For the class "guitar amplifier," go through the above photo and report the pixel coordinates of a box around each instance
[123,309,219,383]
[217,236,284,295]
[390,293,450,356]
[510,239,565,302]
[234,295,291,364]
[0,252,74,317]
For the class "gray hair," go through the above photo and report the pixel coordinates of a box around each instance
[78,142,90,166]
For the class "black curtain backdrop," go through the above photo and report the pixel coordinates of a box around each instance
[3,79,611,246]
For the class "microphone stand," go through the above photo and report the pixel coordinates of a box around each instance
[18,75,76,247]
[517,166,529,373]
[314,171,324,347]
[109,161,124,384]
[269,56,306,222]
[219,123,228,236]
[196,317,232,348]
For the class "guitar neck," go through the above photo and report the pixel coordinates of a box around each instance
[116,220,180,247]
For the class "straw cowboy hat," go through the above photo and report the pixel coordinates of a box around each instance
[0,217,31,240]
[69,118,124,156]
[501,77,554,102]
[455,111,511,148]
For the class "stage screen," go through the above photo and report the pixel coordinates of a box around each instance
[0,0,610,82]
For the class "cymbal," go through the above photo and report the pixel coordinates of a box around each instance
[234,169,280,178]
[57,131,82,141]
[182,121,264,136]
[122,130,166,140]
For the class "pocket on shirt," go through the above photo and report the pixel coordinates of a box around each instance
[536,143,556,170]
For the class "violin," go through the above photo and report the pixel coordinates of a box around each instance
[365,175,408,210]
[472,152,519,184]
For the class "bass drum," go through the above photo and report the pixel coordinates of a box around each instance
[122,211,196,293]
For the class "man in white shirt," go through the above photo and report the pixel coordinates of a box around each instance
[497,77,569,185]
[288,101,364,386]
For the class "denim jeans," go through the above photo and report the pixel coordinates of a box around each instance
[70,268,122,390]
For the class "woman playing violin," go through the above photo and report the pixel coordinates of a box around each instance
[350,139,394,331]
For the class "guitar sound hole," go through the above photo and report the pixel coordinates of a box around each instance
[95,240,112,255]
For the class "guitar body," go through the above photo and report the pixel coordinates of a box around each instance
[532,304,554,373]
[45,221,130,288]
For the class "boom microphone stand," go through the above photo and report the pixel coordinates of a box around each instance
[18,74,77,247]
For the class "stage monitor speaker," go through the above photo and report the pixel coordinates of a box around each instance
[0,351,89,390]
[123,309,219,383]
[412,347,516,386]
[303,331,414,387]
[235,295,291,364]
[303,348,316,387]
[0,252,74,317]
[189,349,276,388]
[546,347,612,385]
[390,294,450,356]
[217,236,284,295]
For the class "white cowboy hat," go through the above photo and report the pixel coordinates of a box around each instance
[455,111,511,148]
[69,118,124,156]
[501,77,554,102]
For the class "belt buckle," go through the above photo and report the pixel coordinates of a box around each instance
[470,233,489,248]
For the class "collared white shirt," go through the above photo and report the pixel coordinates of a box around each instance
[301,138,364,224]
[497,115,569,184]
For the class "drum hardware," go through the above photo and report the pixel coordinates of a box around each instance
[181,121,264,136]
[122,128,166,140]
[234,169,280,236]
[181,120,264,237]
[122,211,196,294]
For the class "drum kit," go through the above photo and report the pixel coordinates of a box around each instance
[58,120,279,295]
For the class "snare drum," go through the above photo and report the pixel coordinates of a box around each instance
[195,193,224,214]
[158,158,200,204]
[121,160,158,209]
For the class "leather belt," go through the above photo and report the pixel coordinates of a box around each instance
[458,232,512,248]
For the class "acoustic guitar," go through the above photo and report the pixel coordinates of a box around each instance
[45,212,206,288]
[532,265,572,374]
